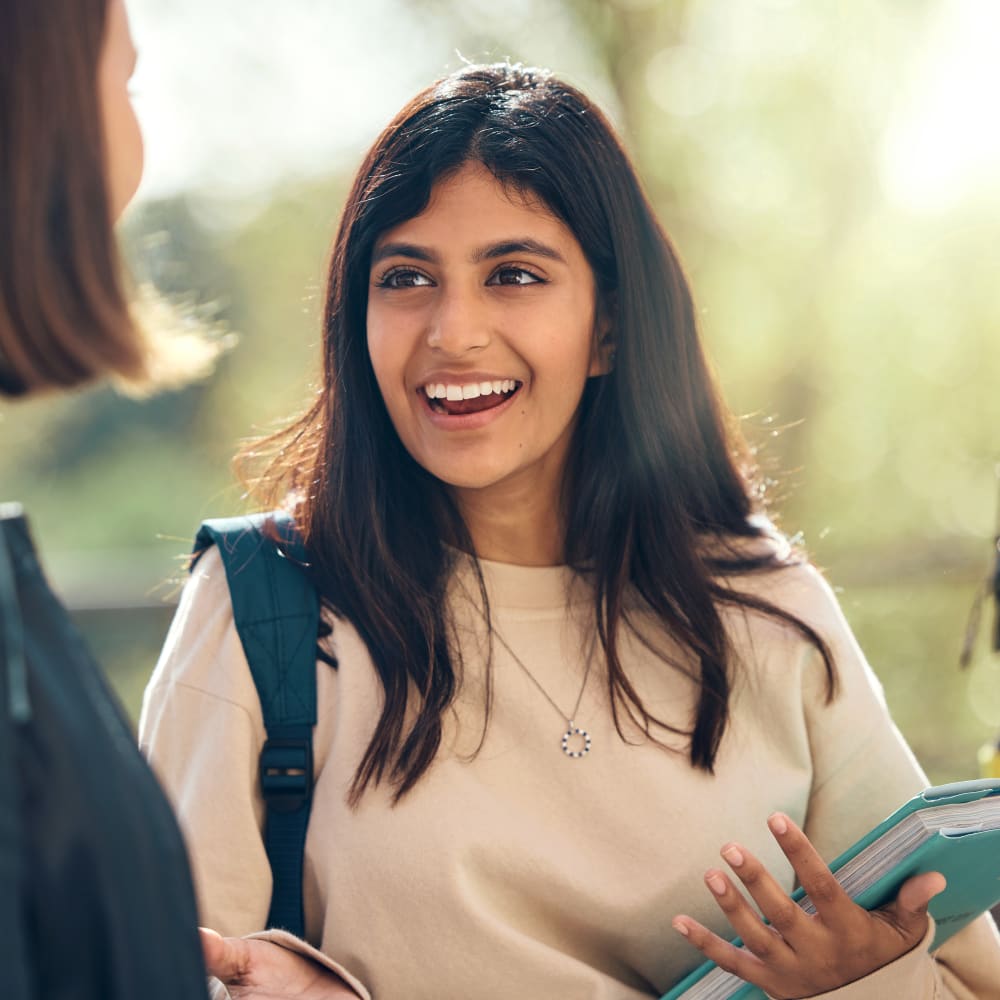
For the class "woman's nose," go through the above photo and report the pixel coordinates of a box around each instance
[425,287,491,356]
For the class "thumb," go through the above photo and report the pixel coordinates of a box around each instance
[891,871,947,935]
[200,927,254,983]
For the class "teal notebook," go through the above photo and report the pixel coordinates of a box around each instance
[661,778,1000,1000]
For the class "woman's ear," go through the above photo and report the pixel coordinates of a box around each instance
[590,327,615,376]
[590,300,616,376]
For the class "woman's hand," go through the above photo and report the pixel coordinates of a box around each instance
[201,928,358,999]
[671,813,946,999]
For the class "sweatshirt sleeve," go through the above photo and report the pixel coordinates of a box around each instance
[139,545,272,937]
[138,547,370,998]
[780,563,1000,999]
[204,931,373,1000]
[794,915,1000,1000]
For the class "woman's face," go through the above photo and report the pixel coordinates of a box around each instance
[98,0,143,218]
[366,161,609,512]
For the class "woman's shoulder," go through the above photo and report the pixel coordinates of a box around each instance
[706,520,850,646]
[708,523,894,723]
[143,543,259,709]
[173,542,237,634]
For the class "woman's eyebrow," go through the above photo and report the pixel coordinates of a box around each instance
[473,238,565,263]
[371,242,438,265]
[371,237,566,267]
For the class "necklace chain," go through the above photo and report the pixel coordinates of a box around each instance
[457,578,598,758]
[490,626,596,725]
[486,617,598,760]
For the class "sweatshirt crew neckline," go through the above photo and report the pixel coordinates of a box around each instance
[450,550,592,612]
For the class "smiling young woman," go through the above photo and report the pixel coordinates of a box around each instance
[141,64,1000,1000]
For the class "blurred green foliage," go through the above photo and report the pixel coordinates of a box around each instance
[2,0,999,783]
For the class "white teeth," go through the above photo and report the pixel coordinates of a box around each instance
[423,380,519,402]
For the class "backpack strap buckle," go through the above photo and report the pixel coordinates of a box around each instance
[259,736,312,814]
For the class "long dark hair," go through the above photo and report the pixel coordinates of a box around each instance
[243,63,834,803]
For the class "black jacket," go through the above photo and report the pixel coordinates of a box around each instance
[0,506,208,998]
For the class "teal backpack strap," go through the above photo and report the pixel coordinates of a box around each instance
[193,511,318,938]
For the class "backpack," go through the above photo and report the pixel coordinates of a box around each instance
[193,511,319,939]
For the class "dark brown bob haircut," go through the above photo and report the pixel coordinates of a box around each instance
[0,0,146,397]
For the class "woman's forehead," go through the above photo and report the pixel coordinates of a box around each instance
[372,162,575,259]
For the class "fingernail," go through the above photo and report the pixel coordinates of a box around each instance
[721,844,744,868]
[768,812,788,835]
[706,871,727,896]
[672,918,690,937]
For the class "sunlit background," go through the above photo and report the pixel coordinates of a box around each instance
[3,0,999,781]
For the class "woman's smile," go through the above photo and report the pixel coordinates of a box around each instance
[420,377,521,415]
[417,372,523,430]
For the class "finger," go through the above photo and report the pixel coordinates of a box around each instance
[672,915,772,989]
[879,872,946,940]
[200,927,253,984]
[716,837,811,946]
[766,813,853,922]
[703,865,794,964]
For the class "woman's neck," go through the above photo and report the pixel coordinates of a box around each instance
[453,484,565,567]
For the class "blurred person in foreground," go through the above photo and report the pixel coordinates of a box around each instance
[0,0,215,995]
[141,64,1000,999]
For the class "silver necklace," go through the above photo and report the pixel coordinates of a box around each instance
[490,626,597,759]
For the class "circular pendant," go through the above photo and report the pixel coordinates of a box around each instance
[561,723,592,759]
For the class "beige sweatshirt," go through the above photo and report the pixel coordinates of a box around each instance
[140,544,1000,999]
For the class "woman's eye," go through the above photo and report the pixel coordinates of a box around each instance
[487,266,543,287]
[377,269,433,289]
